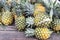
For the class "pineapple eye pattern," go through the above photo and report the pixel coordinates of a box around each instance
[35,28,52,40]
[0,0,60,40]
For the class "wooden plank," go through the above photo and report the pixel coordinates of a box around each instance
[0,38,37,40]
[0,31,59,40]
[49,33,60,40]
[0,31,37,40]
[0,26,16,31]
[0,26,60,40]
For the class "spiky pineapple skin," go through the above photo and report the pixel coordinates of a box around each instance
[34,3,46,17]
[33,3,51,27]
[35,27,52,40]
[2,11,13,25]
[34,13,51,27]
[51,18,60,32]
[15,15,26,31]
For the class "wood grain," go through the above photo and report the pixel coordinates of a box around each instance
[0,26,60,40]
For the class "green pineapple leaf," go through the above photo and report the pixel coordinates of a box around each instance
[25,28,35,37]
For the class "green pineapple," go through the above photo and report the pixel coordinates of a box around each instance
[15,0,34,17]
[50,18,60,33]
[23,2,34,16]
[13,0,26,31]
[15,14,26,31]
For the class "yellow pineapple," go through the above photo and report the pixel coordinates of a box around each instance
[34,3,46,17]
[2,10,13,25]
[51,18,60,33]
[35,27,52,40]
[34,13,51,27]
[34,3,51,27]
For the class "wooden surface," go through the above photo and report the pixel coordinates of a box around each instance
[0,26,60,40]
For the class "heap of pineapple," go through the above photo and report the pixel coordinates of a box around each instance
[24,0,60,40]
[0,0,60,40]
[25,2,53,40]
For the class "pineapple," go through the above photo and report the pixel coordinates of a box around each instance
[35,27,52,40]
[14,0,34,17]
[14,0,26,31]
[34,3,46,17]
[25,27,52,39]
[33,3,51,27]
[23,2,34,16]
[2,10,13,25]
[15,15,26,31]
[34,13,51,27]
[51,18,60,33]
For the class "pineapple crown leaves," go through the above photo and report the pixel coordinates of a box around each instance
[53,0,60,19]
[19,0,34,16]
[26,16,34,28]
[44,0,56,21]
[14,0,34,16]
[40,0,56,8]
[3,4,10,11]
[23,2,34,16]
[53,9,60,19]
[0,0,7,12]
[41,0,60,9]
[0,0,6,8]
[47,0,56,21]
[54,0,60,8]
[13,0,28,16]
[38,0,60,20]
[10,0,17,8]
[2,0,12,11]
[43,0,60,20]
[25,28,35,37]
[14,4,24,16]
[54,18,60,24]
